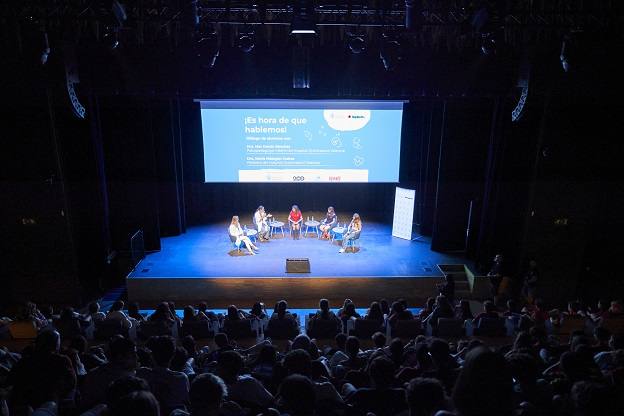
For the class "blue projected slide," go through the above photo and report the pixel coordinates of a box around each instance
[198,100,404,183]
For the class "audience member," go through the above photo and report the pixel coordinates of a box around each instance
[84,302,106,323]
[128,301,146,322]
[406,377,448,416]
[137,335,190,414]
[346,356,407,416]
[81,335,138,408]
[215,350,273,409]
[364,301,385,323]
[107,300,132,330]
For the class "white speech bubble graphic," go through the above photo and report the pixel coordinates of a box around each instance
[323,109,371,131]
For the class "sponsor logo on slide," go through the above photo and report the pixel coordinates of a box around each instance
[323,109,371,131]
[239,169,368,182]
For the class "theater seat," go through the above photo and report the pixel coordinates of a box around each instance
[307,317,340,339]
[266,318,299,340]
[94,320,125,341]
[391,319,423,338]
[351,319,384,339]
[137,320,174,340]
[601,317,624,334]
[475,317,506,337]
[437,318,465,338]
[553,316,587,340]
[223,319,256,340]
[8,321,38,340]
[181,320,215,340]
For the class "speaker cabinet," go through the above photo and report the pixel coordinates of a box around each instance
[286,258,311,273]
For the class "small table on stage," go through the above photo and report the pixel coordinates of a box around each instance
[244,229,258,242]
[331,226,346,243]
[304,220,321,238]
[269,220,285,238]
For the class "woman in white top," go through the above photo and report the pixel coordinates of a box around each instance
[229,216,260,255]
[339,213,362,253]
[253,205,271,241]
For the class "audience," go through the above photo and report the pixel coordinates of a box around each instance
[1,293,623,416]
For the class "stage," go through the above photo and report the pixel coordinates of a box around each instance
[127,220,478,308]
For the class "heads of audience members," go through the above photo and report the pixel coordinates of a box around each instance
[372,331,386,349]
[35,329,61,354]
[189,373,229,415]
[284,349,312,376]
[291,334,312,352]
[88,302,101,315]
[319,298,330,313]
[109,390,160,416]
[345,336,360,358]
[609,300,623,314]
[335,333,347,350]
[369,356,395,388]
[367,301,383,319]
[111,300,124,312]
[406,377,448,416]
[106,375,150,407]
[609,333,624,351]
[214,333,230,349]
[251,302,265,317]
[128,302,142,319]
[452,346,513,416]
[145,335,175,368]
[183,305,196,321]
[227,305,241,320]
[256,344,277,365]
[109,335,138,370]
[216,350,244,384]
[276,300,288,317]
[344,302,357,316]
[278,374,316,416]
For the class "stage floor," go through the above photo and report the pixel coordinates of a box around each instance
[128,222,471,279]
[126,221,477,307]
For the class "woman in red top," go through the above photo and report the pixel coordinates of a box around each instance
[288,205,303,239]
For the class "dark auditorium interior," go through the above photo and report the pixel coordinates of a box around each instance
[1,2,624,416]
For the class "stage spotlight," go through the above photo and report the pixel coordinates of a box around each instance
[237,34,255,53]
[560,34,574,72]
[559,30,587,73]
[292,45,311,89]
[348,35,365,54]
[196,35,219,68]
[40,32,51,65]
[291,0,316,34]
[405,0,416,30]
[480,34,496,55]
[103,28,119,50]
[379,37,402,71]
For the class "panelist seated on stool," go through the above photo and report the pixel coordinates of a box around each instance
[288,204,303,239]
[339,213,362,253]
[319,206,338,239]
[253,205,272,241]
[228,215,260,255]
